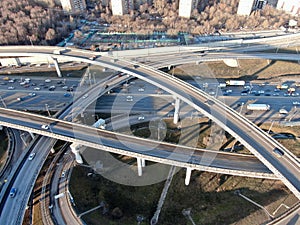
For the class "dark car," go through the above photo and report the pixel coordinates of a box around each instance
[273,148,284,158]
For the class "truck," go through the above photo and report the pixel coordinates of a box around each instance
[226,80,245,86]
[93,118,106,129]
[247,103,270,111]
[276,84,289,89]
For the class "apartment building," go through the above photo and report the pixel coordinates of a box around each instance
[277,0,300,15]
[178,0,199,18]
[60,0,86,13]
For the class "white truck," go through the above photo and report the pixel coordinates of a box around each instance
[226,80,245,86]
[93,118,106,129]
[247,103,270,111]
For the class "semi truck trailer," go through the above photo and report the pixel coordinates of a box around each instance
[226,80,245,86]
[247,103,270,111]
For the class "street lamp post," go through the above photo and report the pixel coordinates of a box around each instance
[45,104,51,117]
[0,96,7,108]
[239,102,244,114]
[267,120,275,134]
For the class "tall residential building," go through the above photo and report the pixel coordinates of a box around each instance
[178,0,198,18]
[111,0,134,15]
[60,0,86,13]
[277,0,300,15]
[237,0,266,15]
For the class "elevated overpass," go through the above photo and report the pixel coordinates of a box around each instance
[0,44,299,225]
[0,47,299,192]
[0,107,273,178]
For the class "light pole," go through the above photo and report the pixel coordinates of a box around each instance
[182,208,196,225]
[239,102,244,114]
[45,104,51,117]
[267,120,275,134]
[0,96,7,108]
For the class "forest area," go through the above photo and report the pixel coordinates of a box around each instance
[90,0,295,35]
[0,0,74,45]
[0,0,296,45]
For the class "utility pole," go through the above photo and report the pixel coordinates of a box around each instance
[0,96,7,108]
[45,104,51,117]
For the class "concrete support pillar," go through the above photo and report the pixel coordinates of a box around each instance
[141,158,146,167]
[52,57,62,77]
[185,167,192,186]
[137,157,143,176]
[70,143,83,164]
[174,98,180,124]
[29,132,35,139]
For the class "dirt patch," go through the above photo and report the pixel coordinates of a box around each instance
[171,59,300,83]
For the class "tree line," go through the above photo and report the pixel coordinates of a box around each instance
[88,0,295,35]
[0,0,74,45]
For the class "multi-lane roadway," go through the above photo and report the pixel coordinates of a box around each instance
[0,40,300,224]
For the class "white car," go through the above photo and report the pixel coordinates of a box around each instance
[82,94,88,99]
[41,124,49,130]
[138,88,144,92]
[28,152,36,161]
[45,79,51,83]
[138,116,145,120]
[293,101,300,105]
[34,87,40,91]
[61,170,66,178]
[28,92,36,97]
[8,86,15,90]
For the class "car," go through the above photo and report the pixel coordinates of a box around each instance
[273,93,279,96]
[138,88,144,92]
[64,93,71,97]
[31,83,36,86]
[279,109,288,114]
[126,97,133,102]
[82,94,88,99]
[89,55,97,60]
[57,80,62,84]
[45,79,51,83]
[28,152,36,161]
[138,116,145,120]
[9,188,17,198]
[273,148,284,157]
[293,101,300,105]
[39,83,45,86]
[61,170,66,178]
[28,92,36,97]
[8,79,15,83]
[34,87,40,91]
[7,86,15,90]
[41,124,49,130]
[62,85,68,89]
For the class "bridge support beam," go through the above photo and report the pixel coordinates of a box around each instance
[29,132,35,139]
[70,143,83,164]
[141,158,146,167]
[137,157,143,176]
[185,167,192,185]
[174,98,180,124]
[52,57,62,77]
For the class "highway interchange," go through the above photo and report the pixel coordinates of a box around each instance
[0,33,300,224]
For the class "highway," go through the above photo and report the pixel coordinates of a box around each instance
[0,107,272,176]
[0,40,299,224]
